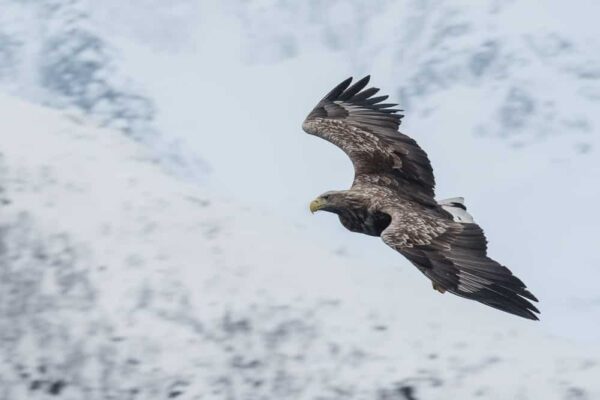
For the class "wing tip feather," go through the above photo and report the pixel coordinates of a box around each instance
[320,76,404,119]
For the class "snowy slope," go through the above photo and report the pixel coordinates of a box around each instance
[0,0,208,182]
[0,0,154,138]
[1,95,600,399]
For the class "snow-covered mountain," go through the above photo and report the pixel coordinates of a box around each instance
[1,93,600,399]
[2,1,600,397]
[0,0,209,181]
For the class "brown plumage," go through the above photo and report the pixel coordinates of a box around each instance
[304,76,539,320]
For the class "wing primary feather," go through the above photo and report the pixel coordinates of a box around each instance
[365,95,389,104]
[324,77,353,101]
[352,87,380,101]
[375,103,399,109]
[339,75,371,100]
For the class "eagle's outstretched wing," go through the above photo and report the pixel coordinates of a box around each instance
[302,76,436,205]
[381,214,540,320]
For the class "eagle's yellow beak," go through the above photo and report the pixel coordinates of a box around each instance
[309,197,326,214]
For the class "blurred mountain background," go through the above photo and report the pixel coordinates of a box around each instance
[1,0,599,399]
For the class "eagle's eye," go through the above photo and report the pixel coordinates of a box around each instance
[322,194,330,200]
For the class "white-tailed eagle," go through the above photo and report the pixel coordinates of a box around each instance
[303,76,539,320]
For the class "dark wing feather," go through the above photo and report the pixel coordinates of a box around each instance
[302,76,436,204]
[382,219,539,320]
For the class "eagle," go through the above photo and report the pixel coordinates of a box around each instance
[302,76,539,320]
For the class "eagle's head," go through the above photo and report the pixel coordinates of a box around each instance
[309,190,364,214]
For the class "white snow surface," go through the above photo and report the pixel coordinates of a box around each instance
[1,94,599,399]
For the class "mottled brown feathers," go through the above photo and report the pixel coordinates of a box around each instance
[303,75,435,203]
[303,76,539,320]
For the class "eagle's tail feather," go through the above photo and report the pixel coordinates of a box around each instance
[439,197,474,223]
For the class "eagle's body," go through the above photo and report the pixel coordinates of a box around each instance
[303,76,539,320]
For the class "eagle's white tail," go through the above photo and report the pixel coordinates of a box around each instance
[439,197,474,223]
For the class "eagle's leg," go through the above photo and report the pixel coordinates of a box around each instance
[432,282,446,294]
